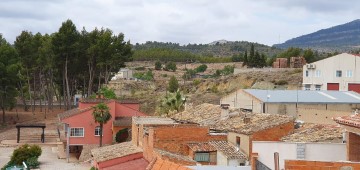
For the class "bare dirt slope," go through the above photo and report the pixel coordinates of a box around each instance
[113,62,303,115]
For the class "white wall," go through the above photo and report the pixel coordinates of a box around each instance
[216,151,228,166]
[303,53,360,91]
[252,141,346,170]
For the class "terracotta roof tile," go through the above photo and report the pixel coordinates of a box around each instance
[334,114,360,128]
[58,108,93,121]
[80,98,109,103]
[91,141,142,162]
[187,142,217,152]
[154,149,196,164]
[281,124,342,143]
[172,103,294,135]
[209,141,247,160]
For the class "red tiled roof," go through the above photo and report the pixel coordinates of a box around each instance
[58,108,93,121]
[187,142,217,152]
[103,158,148,170]
[209,141,247,160]
[334,114,360,128]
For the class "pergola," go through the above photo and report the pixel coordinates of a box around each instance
[15,123,46,143]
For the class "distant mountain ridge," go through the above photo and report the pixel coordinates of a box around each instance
[134,40,282,57]
[274,19,360,52]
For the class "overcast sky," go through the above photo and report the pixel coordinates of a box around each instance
[0,0,359,46]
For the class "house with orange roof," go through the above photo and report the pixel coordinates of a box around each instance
[58,97,147,154]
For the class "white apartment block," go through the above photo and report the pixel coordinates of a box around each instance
[303,53,360,93]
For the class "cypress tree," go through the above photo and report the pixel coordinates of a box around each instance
[243,50,248,66]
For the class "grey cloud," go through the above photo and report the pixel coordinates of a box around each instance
[0,0,359,45]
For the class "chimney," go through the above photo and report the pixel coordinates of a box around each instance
[220,104,230,120]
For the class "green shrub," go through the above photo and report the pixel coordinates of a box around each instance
[115,128,129,143]
[161,74,168,77]
[90,166,98,170]
[182,69,196,80]
[275,80,288,85]
[164,62,177,72]
[155,61,162,70]
[135,66,146,71]
[10,144,42,166]
[134,71,154,81]
[193,79,201,86]
[210,85,218,93]
[26,157,40,168]
[195,64,207,73]
[222,65,235,75]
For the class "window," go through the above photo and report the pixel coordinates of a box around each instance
[236,136,241,148]
[95,126,101,136]
[346,70,353,77]
[305,70,309,77]
[315,85,321,91]
[194,152,210,162]
[336,70,342,77]
[315,70,321,77]
[305,84,311,90]
[70,128,84,137]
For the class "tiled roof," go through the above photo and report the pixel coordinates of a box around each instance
[58,108,93,121]
[334,114,360,128]
[172,103,220,125]
[154,149,196,164]
[133,116,178,125]
[80,98,139,104]
[91,141,142,162]
[187,142,217,152]
[172,103,294,135]
[113,117,133,126]
[116,100,140,104]
[80,98,109,103]
[209,141,247,160]
[281,124,342,143]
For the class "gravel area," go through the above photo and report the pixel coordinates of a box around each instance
[0,146,91,170]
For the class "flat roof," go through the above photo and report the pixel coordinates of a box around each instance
[244,89,360,104]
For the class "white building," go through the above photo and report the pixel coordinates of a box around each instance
[303,53,360,93]
[253,141,346,170]
[111,68,133,80]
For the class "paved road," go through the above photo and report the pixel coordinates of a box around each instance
[0,146,91,170]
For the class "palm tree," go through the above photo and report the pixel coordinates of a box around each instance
[92,102,112,147]
[160,89,185,115]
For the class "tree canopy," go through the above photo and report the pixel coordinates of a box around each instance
[0,35,20,123]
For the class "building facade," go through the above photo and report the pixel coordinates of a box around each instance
[303,53,360,92]
[58,99,146,147]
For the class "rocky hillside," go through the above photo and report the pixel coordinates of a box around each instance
[110,62,303,115]
[274,19,360,52]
